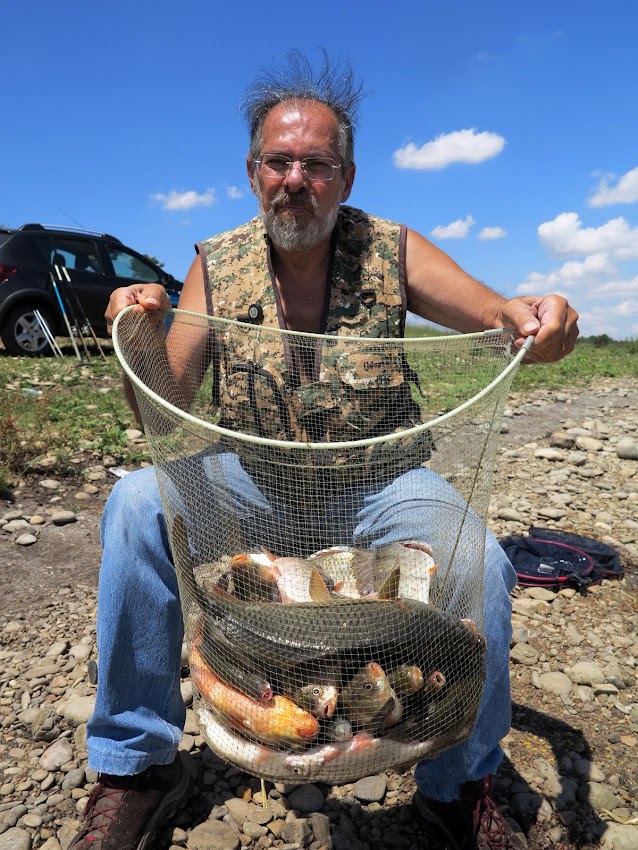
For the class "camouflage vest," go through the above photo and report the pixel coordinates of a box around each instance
[197,205,432,476]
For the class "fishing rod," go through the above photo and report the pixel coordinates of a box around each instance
[33,308,64,358]
[60,265,107,361]
[54,265,92,361]
[50,269,82,362]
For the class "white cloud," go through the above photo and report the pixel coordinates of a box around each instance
[589,275,638,299]
[478,226,507,240]
[431,215,475,239]
[393,129,505,170]
[588,166,638,207]
[151,189,216,211]
[537,212,638,260]
[227,186,244,200]
[517,253,617,295]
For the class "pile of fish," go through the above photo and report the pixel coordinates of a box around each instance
[184,541,487,782]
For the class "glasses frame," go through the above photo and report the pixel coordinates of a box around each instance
[254,154,342,182]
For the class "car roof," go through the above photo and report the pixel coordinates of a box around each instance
[18,224,123,244]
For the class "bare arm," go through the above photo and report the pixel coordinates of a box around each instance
[405,228,579,362]
[105,255,211,424]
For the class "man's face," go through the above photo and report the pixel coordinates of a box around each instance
[247,100,355,252]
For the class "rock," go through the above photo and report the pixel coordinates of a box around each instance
[15,534,37,546]
[40,738,74,771]
[616,438,638,460]
[569,661,607,685]
[601,823,638,849]
[185,820,239,850]
[287,784,325,813]
[50,511,77,526]
[510,644,539,665]
[353,775,387,802]
[577,781,619,812]
[537,672,573,695]
[64,695,95,726]
[0,828,32,850]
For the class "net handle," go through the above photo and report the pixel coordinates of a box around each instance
[113,306,534,451]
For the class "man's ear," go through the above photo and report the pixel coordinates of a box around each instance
[246,156,258,195]
[340,165,356,203]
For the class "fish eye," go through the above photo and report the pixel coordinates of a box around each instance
[364,683,373,690]
[312,687,321,696]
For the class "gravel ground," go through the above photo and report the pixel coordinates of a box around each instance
[1,377,637,850]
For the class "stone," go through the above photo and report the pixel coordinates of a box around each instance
[185,820,239,850]
[0,828,32,850]
[40,738,73,771]
[569,661,607,685]
[577,782,619,812]
[50,511,77,526]
[616,438,638,460]
[287,784,325,813]
[510,644,539,665]
[353,775,387,803]
[537,672,573,695]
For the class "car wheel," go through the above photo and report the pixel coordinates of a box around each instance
[1,305,56,356]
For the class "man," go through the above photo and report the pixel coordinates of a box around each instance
[69,53,578,850]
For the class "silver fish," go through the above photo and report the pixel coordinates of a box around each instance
[375,540,438,604]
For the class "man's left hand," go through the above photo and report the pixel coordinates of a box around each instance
[499,295,579,363]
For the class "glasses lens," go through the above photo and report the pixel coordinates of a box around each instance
[259,155,291,176]
[302,157,337,180]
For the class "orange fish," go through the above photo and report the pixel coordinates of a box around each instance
[190,644,319,749]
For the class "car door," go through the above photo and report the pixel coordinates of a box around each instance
[38,237,116,333]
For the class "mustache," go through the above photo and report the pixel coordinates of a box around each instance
[271,188,319,212]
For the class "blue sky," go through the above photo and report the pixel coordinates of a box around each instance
[4,1,638,338]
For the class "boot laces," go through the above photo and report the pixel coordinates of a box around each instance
[472,777,512,850]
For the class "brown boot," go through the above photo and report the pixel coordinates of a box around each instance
[413,777,527,850]
[67,753,189,850]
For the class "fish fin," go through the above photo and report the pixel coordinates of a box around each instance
[352,549,375,596]
[429,564,439,575]
[377,564,401,600]
[259,546,277,563]
[309,569,332,603]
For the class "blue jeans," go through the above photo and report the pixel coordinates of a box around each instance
[87,458,516,802]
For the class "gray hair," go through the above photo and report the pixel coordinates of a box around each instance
[242,49,364,172]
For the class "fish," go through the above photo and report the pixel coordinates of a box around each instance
[227,553,278,602]
[197,582,478,665]
[325,717,353,742]
[340,661,398,728]
[374,540,439,604]
[423,670,447,695]
[308,547,376,598]
[189,643,319,748]
[283,732,378,778]
[387,664,424,695]
[196,705,289,777]
[278,655,341,718]
[257,549,332,603]
[199,618,274,703]
[283,732,440,782]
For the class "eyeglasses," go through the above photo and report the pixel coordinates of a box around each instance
[254,154,342,182]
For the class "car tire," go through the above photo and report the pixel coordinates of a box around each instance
[1,305,56,356]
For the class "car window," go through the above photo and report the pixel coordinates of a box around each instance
[37,238,104,274]
[107,247,160,282]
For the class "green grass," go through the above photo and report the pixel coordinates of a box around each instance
[1,335,636,498]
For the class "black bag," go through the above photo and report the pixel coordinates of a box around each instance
[499,527,624,591]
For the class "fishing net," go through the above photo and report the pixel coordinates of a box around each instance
[113,307,529,783]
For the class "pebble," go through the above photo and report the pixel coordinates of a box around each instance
[0,378,637,850]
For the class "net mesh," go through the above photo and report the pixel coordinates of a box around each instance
[113,307,525,783]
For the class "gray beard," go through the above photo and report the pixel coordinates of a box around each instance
[255,184,342,251]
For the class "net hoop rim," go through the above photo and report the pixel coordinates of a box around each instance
[113,307,533,451]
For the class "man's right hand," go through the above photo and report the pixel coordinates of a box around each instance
[105,284,171,335]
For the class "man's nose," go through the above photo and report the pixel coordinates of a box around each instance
[283,160,306,190]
